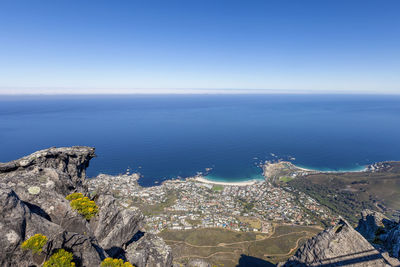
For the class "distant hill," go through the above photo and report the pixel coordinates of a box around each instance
[282,161,400,224]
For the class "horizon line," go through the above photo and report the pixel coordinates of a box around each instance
[0,88,399,96]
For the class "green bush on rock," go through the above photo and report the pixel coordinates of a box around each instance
[43,249,75,267]
[101,257,134,267]
[21,234,48,254]
[66,193,99,220]
[65,192,84,201]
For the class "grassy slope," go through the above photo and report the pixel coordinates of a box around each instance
[159,225,321,266]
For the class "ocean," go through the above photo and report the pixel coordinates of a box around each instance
[0,94,399,186]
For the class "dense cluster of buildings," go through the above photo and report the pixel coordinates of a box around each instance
[88,173,334,234]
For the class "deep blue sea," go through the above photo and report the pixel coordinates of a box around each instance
[1,94,399,186]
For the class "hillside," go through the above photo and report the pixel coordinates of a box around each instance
[286,162,400,224]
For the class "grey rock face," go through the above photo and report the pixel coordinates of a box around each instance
[126,233,173,267]
[185,259,212,267]
[384,224,400,259]
[0,186,34,266]
[0,146,95,185]
[0,146,96,229]
[282,219,391,266]
[356,209,392,241]
[355,209,400,261]
[50,232,105,267]
[0,147,172,267]
[0,185,103,267]
[91,194,144,252]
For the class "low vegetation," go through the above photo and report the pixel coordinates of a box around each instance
[21,234,48,254]
[279,176,294,183]
[65,192,85,201]
[21,235,77,266]
[288,177,375,224]
[101,257,134,267]
[160,225,321,266]
[66,192,99,220]
[286,163,400,224]
[43,249,75,267]
[212,185,224,192]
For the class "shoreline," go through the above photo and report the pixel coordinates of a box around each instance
[191,176,259,186]
[294,164,367,173]
[105,161,388,187]
[191,163,369,186]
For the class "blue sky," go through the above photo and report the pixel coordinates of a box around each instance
[0,0,399,94]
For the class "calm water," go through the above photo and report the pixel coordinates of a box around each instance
[1,94,399,186]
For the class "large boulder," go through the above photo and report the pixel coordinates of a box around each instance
[91,194,144,253]
[0,186,38,266]
[126,233,173,267]
[281,219,392,266]
[384,224,400,260]
[0,146,95,189]
[356,209,394,241]
[0,146,95,228]
[49,231,105,267]
[356,209,400,261]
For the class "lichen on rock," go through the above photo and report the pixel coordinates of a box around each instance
[28,186,41,195]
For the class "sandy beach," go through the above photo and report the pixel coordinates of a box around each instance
[295,164,367,173]
[192,176,259,186]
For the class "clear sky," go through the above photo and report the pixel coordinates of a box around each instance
[0,0,399,94]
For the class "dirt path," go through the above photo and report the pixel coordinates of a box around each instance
[171,231,314,265]
[167,226,320,266]
[263,235,313,257]
[163,229,311,249]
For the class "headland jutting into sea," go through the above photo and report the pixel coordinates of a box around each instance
[187,160,370,186]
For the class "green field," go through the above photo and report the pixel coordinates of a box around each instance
[158,225,321,266]
[279,176,294,183]
[212,185,224,192]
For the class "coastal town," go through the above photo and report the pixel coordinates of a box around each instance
[88,162,336,234]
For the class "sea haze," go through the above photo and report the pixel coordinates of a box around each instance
[0,94,399,186]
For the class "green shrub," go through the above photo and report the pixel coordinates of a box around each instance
[66,192,84,201]
[43,249,75,267]
[66,193,98,220]
[101,257,134,267]
[21,234,48,254]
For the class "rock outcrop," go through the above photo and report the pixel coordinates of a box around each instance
[355,209,394,241]
[0,186,104,266]
[281,219,393,266]
[91,194,144,254]
[384,224,400,260]
[181,259,212,267]
[356,210,400,261]
[0,147,172,267]
[125,233,173,267]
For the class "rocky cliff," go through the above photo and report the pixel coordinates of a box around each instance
[0,146,172,267]
[356,210,400,262]
[281,217,400,266]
